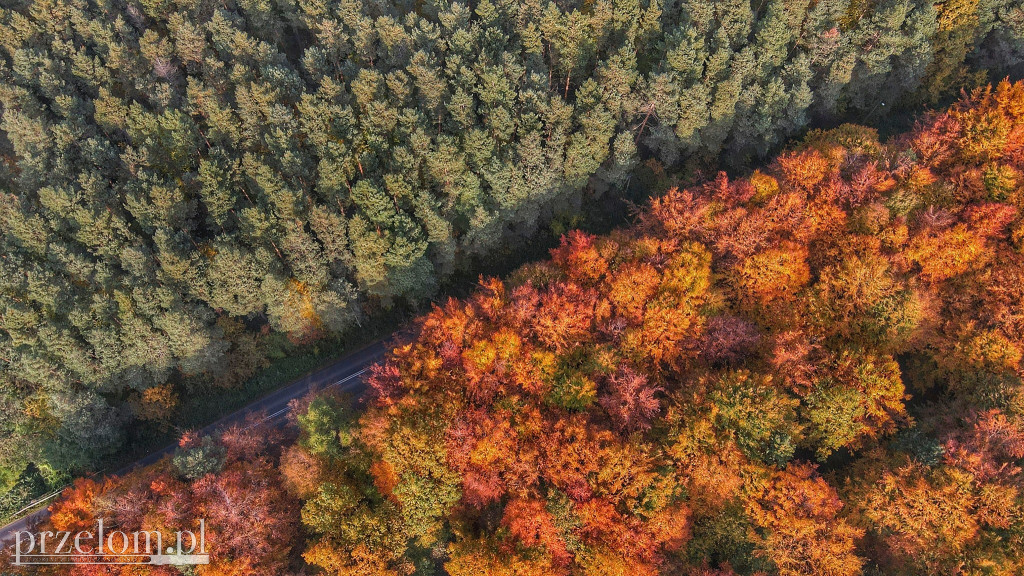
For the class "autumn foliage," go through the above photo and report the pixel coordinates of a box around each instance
[3,424,300,576]
[326,81,1024,576]
[29,81,1024,575]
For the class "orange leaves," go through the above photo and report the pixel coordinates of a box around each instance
[943,409,1024,484]
[472,277,508,320]
[946,325,1023,374]
[551,230,612,284]
[777,149,832,193]
[954,96,1014,164]
[540,417,606,501]
[963,202,1018,237]
[531,282,598,353]
[904,165,939,194]
[46,429,300,576]
[911,111,962,166]
[575,547,659,576]
[423,297,473,348]
[991,79,1024,121]
[606,245,711,370]
[808,253,921,348]
[606,262,660,322]
[359,82,1024,575]
[49,478,107,533]
[844,409,1024,575]
[675,448,747,518]
[926,80,1024,169]
[463,328,521,376]
[279,445,322,498]
[849,461,983,573]
[748,170,780,202]
[648,503,693,552]
[464,338,500,374]
[446,535,561,576]
[844,160,896,207]
[907,223,987,281]
[733,243,810,313]
[303,540,399,576]
[621,304,701,369]
[135,384,179,424]
[502,498,571,565]
[746,463,863,576]
[383,340,444,395]
[369,459,399,501]
[446,412,518,506]
[466,418,516,472]
[644,188,714,240]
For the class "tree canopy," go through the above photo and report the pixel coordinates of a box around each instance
[18,80,1024,576]
[2,0,1023,485]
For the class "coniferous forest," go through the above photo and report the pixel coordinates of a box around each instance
[0,0,1024,573]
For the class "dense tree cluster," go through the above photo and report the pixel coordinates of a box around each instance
[2,0,1023,486]
[1,423,300,575]
[24,80,1024,575]
[302,80,1024,575]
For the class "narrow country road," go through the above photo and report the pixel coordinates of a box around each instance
[0,338,390,544]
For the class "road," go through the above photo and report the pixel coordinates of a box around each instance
[0,338,390,544]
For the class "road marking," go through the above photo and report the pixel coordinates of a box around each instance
[7,489,64,521]
[329,367,369,389]
[244,367,370,429]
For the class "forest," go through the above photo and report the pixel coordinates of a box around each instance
[9,79,1024,575]
[1,0,1024,500]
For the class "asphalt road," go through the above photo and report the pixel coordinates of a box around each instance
[0,338,390,544]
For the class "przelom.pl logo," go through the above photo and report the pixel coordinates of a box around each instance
[11,519,209,566]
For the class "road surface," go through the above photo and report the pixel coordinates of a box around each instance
[0,338,390,544]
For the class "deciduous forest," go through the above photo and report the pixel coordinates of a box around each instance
[11,79,1024,575]
[1,0,1023,499]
